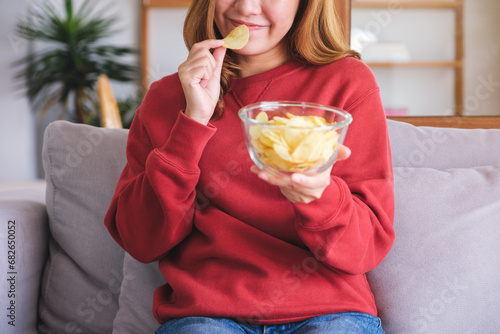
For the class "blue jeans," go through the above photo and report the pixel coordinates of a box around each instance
[154,312,385,333]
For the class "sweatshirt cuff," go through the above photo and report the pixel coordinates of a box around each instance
[155,111,217,171]
[293,176,349,230]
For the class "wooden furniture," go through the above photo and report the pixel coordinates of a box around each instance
[97,74,123,129]
[388,116,500,129]
[139,0,500,129]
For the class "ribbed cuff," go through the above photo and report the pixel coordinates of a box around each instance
[155,111,217,171]
[293,176,348,230]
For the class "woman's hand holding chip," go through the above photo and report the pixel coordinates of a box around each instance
[178,39,226,125]
[251,145,351,204]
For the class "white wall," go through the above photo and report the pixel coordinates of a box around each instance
[1,0,499,182]
[147,8,189,84]
[0,0,36,181]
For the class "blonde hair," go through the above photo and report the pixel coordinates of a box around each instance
[183,0,360,119]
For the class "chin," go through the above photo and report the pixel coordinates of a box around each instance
[232,45,269,57]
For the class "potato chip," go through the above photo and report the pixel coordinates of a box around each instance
[250,112,340,172]
[255,111,269,122]
[223,24,250,50]
[292,131,324,163]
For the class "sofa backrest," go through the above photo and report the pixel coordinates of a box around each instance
[40,119,500,334]
[388,119,500,170]
[41,121,130,333]
[375,121,500,333]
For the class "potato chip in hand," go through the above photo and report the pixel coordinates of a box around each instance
[223,25,249,50]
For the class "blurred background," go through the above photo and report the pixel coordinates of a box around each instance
[1,0,499,182]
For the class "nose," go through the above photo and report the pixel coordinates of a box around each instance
[234,0,261,16]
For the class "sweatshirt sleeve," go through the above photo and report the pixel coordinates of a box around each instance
[294,87,395,275]
[104,106,216,263]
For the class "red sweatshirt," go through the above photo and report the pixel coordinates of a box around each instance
[104,57,395,324]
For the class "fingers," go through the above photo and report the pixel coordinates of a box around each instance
[251,165,332,189]
[178,40,226,124]
[178,40,225,85]
[285,171,331,203]
[250,165,332,204]
[179,54,214,85]
[213,46,227,77]
[180,58,214,85]
[249,144,351,204]
[192,39,225,51]
[250,145,351,184]
[186,39,225,70]
[250,166,293,188]
[337,145,351,161]
[280,187,318,204]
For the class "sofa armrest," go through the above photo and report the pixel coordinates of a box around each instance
[0,200,49,334]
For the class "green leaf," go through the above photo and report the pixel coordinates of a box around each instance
[12,0,137,125]
[65,0,73,23]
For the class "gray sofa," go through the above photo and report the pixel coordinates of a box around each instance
[1,119,500,334]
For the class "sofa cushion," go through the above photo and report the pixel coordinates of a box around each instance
[387,119,500,170]
[112,253,166,333]
[40,121,128,334]
[368,165,500,333]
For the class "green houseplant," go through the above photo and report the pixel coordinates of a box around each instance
[14,0,137,125]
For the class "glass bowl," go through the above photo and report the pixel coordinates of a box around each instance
[239,101,352,176]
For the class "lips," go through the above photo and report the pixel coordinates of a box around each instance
[230,19,266,30]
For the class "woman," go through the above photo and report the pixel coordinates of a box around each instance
[105,0,395,333]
